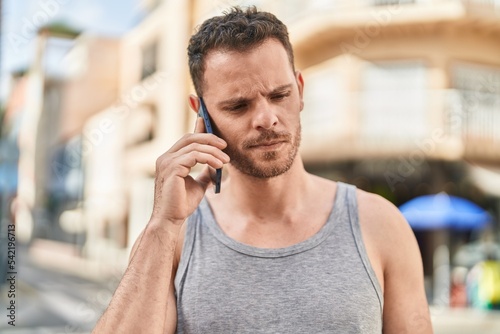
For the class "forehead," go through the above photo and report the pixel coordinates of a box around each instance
[203,39,295,99]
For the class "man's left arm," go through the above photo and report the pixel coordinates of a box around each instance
[359,192,433,334]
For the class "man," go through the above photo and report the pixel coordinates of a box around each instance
[94,7,432,333]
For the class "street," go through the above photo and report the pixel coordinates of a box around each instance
[0,245,117,334]
[431,307,500,334]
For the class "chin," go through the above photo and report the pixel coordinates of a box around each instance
[234,155,296,179]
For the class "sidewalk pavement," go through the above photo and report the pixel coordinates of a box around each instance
[432,306,500,334]
[0,244,120,334]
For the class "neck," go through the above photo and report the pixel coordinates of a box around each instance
[221,158,310,220]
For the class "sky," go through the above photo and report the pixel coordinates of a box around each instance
[0,0,142,104]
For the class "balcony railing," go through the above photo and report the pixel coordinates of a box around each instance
[371,0,416,5]
[445,89,500,154]
[464,0,500,8]
[301,89,500,162]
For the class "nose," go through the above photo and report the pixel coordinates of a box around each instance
[251,99,279,130]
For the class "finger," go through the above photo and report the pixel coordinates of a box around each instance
[194,115,206,134]
[168,133,227,153]
[174,142,230,164]
[178,151,225,170]
[172,152,226,178]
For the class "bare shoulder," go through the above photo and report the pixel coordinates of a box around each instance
[356,188,417,269]
[357,188,432,333]
[356,188,407,230]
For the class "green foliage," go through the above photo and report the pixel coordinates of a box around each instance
[39,21,81,38]
[0,101,5,139]
[11,68,28,77]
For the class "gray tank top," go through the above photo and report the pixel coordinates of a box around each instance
[174,182,383,333]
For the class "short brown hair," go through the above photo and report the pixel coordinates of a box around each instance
[187,6,295,97]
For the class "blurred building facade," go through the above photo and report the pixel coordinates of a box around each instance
[81,0,192,268]
[9,26,122,269]
[6,0,500,295]
[0,71,24,283]
[284,0,500,297]
[292,0,500,204]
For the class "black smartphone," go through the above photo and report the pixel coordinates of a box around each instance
[198,97,222,193]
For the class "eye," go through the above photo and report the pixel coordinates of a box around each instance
[224,103,248,113]
[270,91,291,101]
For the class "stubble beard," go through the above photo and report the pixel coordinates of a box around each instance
[224,123,302,179]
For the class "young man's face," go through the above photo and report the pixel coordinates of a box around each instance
[201,38,305,179]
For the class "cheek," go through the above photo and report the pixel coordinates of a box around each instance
[213,119,242,145]
[277,113,299,130]
[214,114,249,137]
[210,117,227,138]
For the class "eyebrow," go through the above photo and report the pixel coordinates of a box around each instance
[217,83,294,109]
[269,84,294,95]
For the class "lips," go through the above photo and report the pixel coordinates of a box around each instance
[249,141,285,148]
[242,130,292,149]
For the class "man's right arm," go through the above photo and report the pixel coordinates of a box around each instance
[92,116,229,333]
[92,220,181,333]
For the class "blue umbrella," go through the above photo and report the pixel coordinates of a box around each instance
[399,193,491,231]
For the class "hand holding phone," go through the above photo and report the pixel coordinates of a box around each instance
[198,97,222,193]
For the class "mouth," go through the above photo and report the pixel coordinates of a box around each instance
[249,141,286,149]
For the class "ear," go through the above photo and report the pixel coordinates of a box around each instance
[188,94,200,114]
[295,71,305,111]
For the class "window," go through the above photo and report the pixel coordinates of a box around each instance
[302,63,348,143]
[125,104,156,147]
[452,63,500,143]
[360,61,427,140]
[141,41,158,80]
